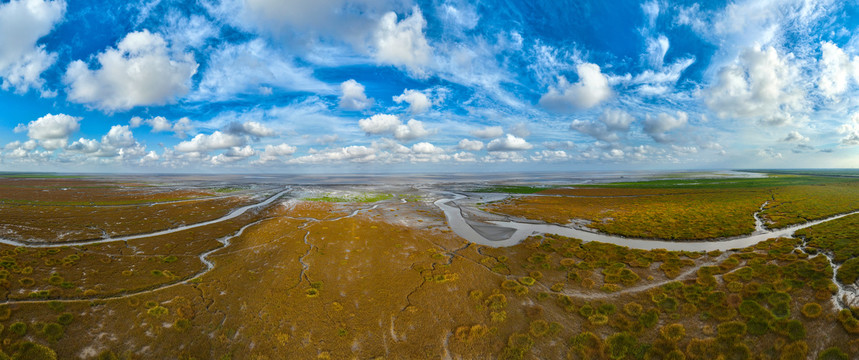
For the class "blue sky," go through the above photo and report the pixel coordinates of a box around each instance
[2,0,859,173]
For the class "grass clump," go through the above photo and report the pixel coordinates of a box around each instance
[660,323,686,342]
[162,255,178,263]
[41,322,64,341]
[305,288,319,297]
[147,305,168,317]
[10,321,26,336]
[818,346,848,360]
[57,313,73,325]
[801,303,822,318]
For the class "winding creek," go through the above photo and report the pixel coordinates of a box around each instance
[434,192,859,309]
[435,193,859,251]
[0,188,292,248]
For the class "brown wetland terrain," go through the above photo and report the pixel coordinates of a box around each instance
[0,172,858,359]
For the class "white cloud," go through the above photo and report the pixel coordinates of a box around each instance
[0,0,65,94]
[643,111,687,143]
[358,114,433,140]
[257,143,297,163]
[818,41,859,99]
[359,114,401,134]
[316,134,340,144]
[539,63,612,112]
[394,119,433,140]
[212,145,256,165]
[15,113,80,150]
[226,121,276,138]
[705,46,804,125]
[470,126,504,139]
[393,89,431,114]
[175,131,245,152]
[458,139,484,151]
[570,108,635,142]
[781,130,809,143]
[645,35,670,68]
[487,134,533,152]
[130,116,194,137]
[411,142,443,154]
[64,30,198,111]
[531,150,571,162]
[373,7,432,74]
[340,79,373,110]
[839,113,859,146]
[290,145,377,164]
[194,39,330,101]
[102,125,135,147]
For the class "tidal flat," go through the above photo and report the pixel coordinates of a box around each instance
[0,171,857,359]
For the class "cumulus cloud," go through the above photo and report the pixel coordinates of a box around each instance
[411,142,443,154]
[818,41,859,100]
[373,7,432,74]
[14,113,80,150]
[457,139,484,151]
[212,145,256,165]
[130,116,193,137]
[256,143,297,163]
[530,150,571,162]
[487,134,533,151]
[339,79,373,110]
[359,114,400,134]
[643,111,687,143]
[570,108,635,142]
[64,30,198,111]
[175,131,245,152]
[470,126,504,139]
[358,114,434,140]
[0,0,65,94]
[839,113,859,146]
[705,46,804,125]
[225,121,276,138]
[64,125,145,160]
[393,89,431,114]
[290,145,376,164]
[539,63,612,112]
[781,130,809,143]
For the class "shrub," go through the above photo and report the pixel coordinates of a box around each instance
[779,341,808,360]
[773,319,805,341]
[162,255,178,263]
[490,311,507,323]
[0,305,10,320]
[469,289,483,301]
[579,304,595,318]
[529,271,543,280]
[485,294,507,310]
[569,332,603,359]
[10,322,26,336]
[606,332,643,360]
[624,302,643,317]
[660,323,686,342]
[746,317,770,336]
[716,321,746,340]
[818,346,848,360]
[501,280,519,290]
[41,322,63,341]
[659,297,679,312]
[685,338,715,360]
[529,320,549,337]
[147,305,168,317]
[801,303,822,318]
[519,277,536,286]
[639,309,659,328]
[305,288,319,297]
[10,342,56,360]
[501,333,533,360]
[588,314,609,326]
[57,313,73,325]
[837,309,859,333]
[597,303,617,316]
